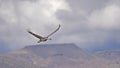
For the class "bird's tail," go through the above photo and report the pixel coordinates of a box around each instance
[37,40,41,43]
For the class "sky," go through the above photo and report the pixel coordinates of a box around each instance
[0,0,120,53]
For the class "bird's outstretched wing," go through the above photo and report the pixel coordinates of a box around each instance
[46,24,60,38]
[27,30,43,39]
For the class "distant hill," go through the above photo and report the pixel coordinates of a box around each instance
[95,50,120,60]
[0,43,120,68]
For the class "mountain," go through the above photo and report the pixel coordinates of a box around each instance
[0,43,120,68]
[0,43,92,68]
[95,50,120,61]
[23,43,91,59]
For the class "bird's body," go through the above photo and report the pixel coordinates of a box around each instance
[27,25,60,43]
[38,37,48,43]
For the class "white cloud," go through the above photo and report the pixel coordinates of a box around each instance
[0,0,69,49]
[88,4,120,29]
[55,0,120,49]
[0,0,120,51]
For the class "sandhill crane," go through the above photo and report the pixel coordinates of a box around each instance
[27,25,60,43]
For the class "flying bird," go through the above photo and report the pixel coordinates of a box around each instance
[27,24,60,43]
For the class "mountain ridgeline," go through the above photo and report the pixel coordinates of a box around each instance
[0,43,120,68]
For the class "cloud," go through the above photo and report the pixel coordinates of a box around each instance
[0,0,120,52]
[55,0,120,49]
[88,4,120,29]
[0,0,69,49]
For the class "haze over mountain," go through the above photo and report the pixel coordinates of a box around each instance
[95,50,120,60]
[0,43,120,68]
